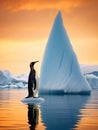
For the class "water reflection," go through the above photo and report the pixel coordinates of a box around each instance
[40,95,90,130]
[28,104,39,130]
[0,89,98,130]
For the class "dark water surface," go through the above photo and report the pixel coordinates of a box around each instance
[0,89,98,130]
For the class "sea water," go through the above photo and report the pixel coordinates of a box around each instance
[0,89,98,130]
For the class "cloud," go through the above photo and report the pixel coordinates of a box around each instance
[0,0,97,12]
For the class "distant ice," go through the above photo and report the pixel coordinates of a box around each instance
[0,70,28,89]
[39,11,92,94]
[0,70,13,85]
[85,74,98,89]
[0,68,98,89]
[80,65,98,74]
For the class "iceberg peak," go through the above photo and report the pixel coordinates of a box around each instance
[39,11,92,94]
[54,11,63,25]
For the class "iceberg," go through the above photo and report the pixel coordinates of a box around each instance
[39,11,91,94]
[0,70,28,89]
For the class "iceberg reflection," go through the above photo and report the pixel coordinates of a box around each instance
[40,94,90,130]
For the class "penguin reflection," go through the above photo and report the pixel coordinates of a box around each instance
[28,104,39,130]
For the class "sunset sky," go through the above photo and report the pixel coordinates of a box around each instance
[0,0,98,75]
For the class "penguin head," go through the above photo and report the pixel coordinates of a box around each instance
[30,61,39,68]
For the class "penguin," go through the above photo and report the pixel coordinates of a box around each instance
[26,61,39,98]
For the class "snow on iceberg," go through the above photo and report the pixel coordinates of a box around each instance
[39,11,92,94]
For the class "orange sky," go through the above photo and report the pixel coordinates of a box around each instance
[0,0,98,75]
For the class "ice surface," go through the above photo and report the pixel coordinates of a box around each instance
[39,11,92,94]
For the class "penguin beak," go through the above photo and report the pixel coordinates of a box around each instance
[34,61,39,64]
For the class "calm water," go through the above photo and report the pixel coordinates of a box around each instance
[0,89,98,130]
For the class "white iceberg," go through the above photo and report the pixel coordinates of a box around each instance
[39,11,91,94]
